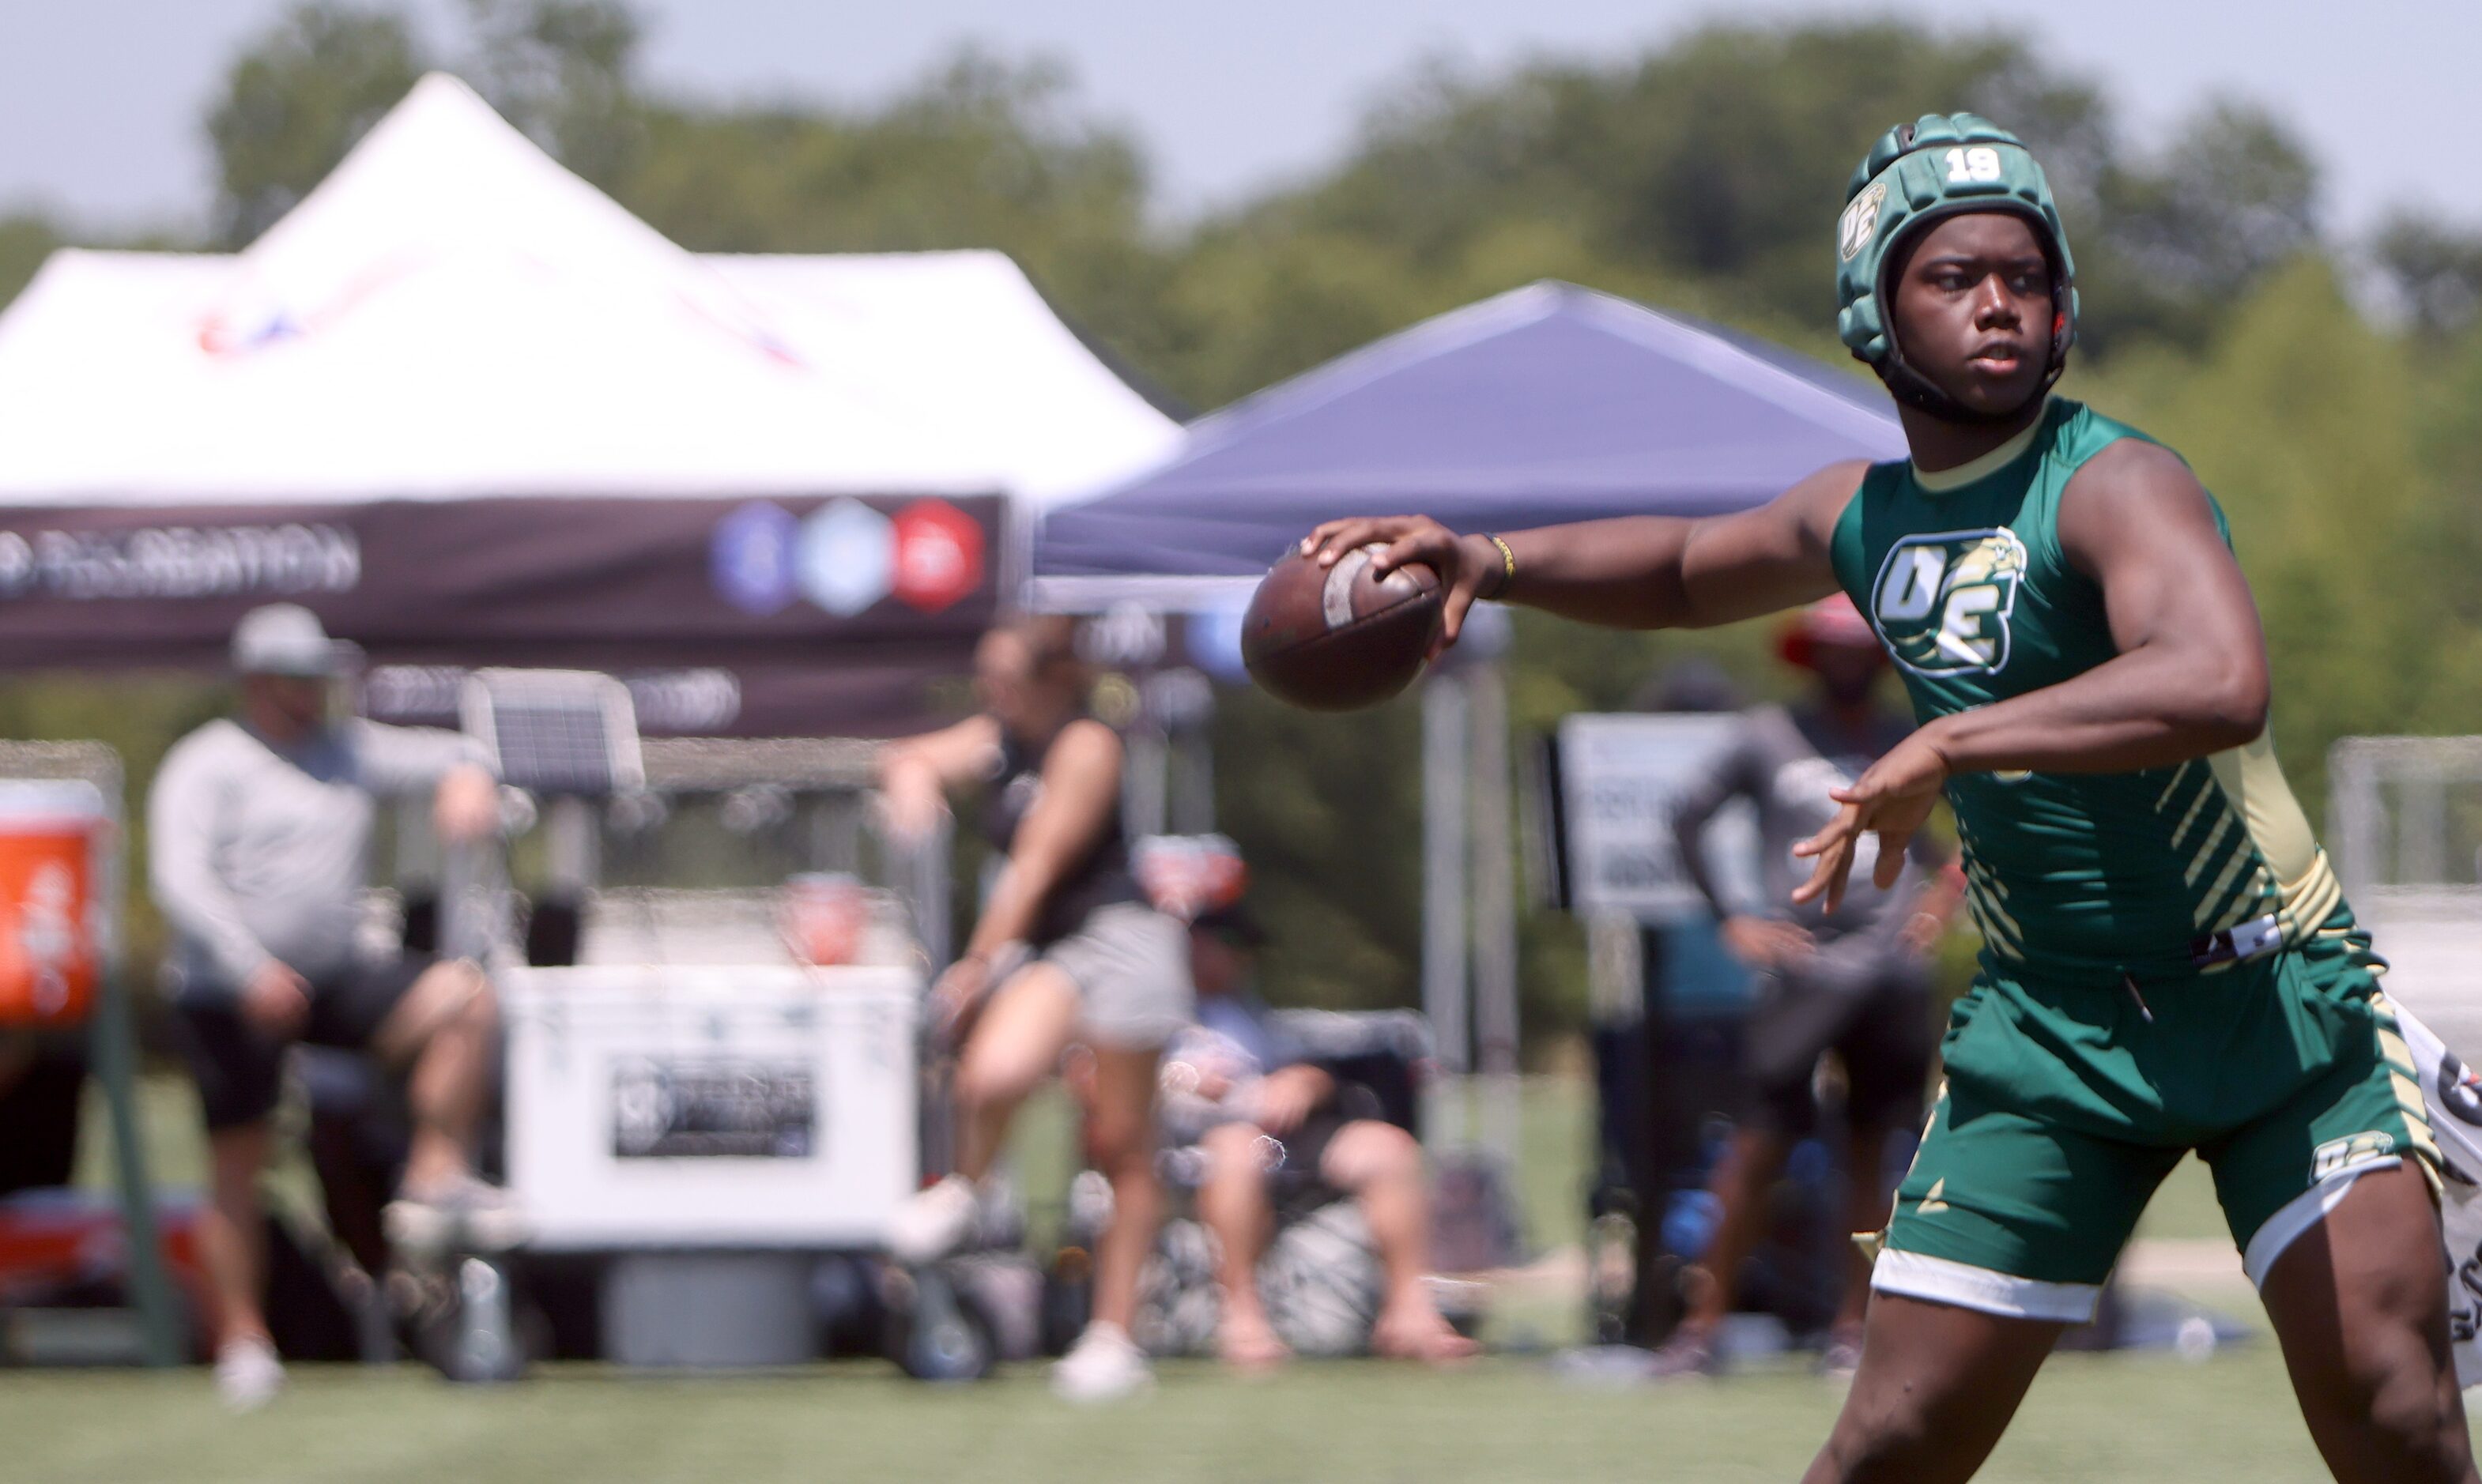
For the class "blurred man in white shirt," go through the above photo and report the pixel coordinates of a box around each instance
[151,605,507,1408]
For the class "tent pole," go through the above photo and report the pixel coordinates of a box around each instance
[90,970,183,1366]
[77,748,182,1367]
[1467,659,1522,1174]
[1124,725,1168,839]
[903,814,953,974]
[1421,674,1469,1153]
[1170,676,1216,835]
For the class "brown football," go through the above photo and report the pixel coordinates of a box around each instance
[1241,543,1444,711]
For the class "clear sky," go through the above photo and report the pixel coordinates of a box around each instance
[3,0,2474,239]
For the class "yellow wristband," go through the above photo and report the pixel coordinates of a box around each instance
[1484,533,1516,598]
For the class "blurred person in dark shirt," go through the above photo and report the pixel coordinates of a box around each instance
[879,616,1194,1402]
[1652,596,1960,1378]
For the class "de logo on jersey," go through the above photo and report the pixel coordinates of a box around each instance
[1869,528,2027,675]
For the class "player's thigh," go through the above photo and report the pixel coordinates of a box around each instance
[2207,977,2441,1286]
[1807,1294,2065,1484]
[1877,1081,2176,1319]
[2259,1162,2473,1478]
[2259,1160,2448,1373]
[955,961,1083,1108]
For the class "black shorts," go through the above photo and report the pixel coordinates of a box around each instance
[1260,1076,1400,1215]
[1262,1109,1350,1215]
[1743,962,1934,1139]
[171,956,435,1131]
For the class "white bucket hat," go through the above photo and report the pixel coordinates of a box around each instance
[230,604,358,678]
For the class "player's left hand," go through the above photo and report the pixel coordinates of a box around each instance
[1792,727,1952,914]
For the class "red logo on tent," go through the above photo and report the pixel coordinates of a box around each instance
[890,500,984,612]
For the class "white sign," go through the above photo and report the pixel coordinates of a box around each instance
[1557,713,1760,922]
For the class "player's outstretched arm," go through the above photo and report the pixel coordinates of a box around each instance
[1790,442,2271,912]
[1300,460,1869,651]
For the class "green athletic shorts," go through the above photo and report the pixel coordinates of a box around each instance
[1873,925,2441,1323]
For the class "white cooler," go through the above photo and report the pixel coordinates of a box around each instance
[504,964,918,1251]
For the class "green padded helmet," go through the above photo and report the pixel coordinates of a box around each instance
[1835,112,2077,421]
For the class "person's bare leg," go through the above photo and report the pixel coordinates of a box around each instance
[1802,1293,2063,1483]
[198,1121,274,1349]
[949,965,1081,1182]
[1674,1125,1790,1343]
[1083,1042,1163,1334]
[1196,1121,1287,1370]
[2258,1162,2479,1484]
[1320,1120,1477,1363]
[375,961,495,1192]
[1831,1119,1899,1342]
[888,966,1082,1267]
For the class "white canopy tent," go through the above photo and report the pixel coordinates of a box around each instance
[0,73,1178,507]
[0,73,1181,733]
[0,73,1177,508]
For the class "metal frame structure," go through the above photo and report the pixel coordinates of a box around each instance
[2328,735,2482,901]
[633,736,948,971]
[2326,735,2482,1057]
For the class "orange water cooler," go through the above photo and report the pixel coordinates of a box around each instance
[0,781,109,1028]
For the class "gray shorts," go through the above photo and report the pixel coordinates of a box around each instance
[1038,902,1195,1049]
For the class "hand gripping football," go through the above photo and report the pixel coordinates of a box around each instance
[1240,543,1444,711]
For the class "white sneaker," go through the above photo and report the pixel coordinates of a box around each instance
[215,1335,285,1412]
[1052,1321,1152,1403]
[887,1175,982,1265]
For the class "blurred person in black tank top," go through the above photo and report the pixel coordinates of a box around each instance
[880,616,1194,1401]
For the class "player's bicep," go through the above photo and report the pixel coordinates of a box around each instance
[2061,444,2269,720]
[1677,461,1865,627]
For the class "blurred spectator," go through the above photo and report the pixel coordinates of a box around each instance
[1629,653,1745,716]
[1652,595,1959,1378]
[149,605,507,1409]
[1590,653,1749,1349]
[1167,903,1477,1371]
[879,616,1194,1403]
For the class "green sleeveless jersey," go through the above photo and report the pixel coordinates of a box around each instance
[1828,397,2348,981]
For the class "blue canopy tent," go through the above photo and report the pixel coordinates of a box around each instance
[1030,281,1907,1165]
[1034,281,1903,612]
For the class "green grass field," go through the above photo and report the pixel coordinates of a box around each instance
[2,1347,2443,1483]
[27,1074,2441,1482]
